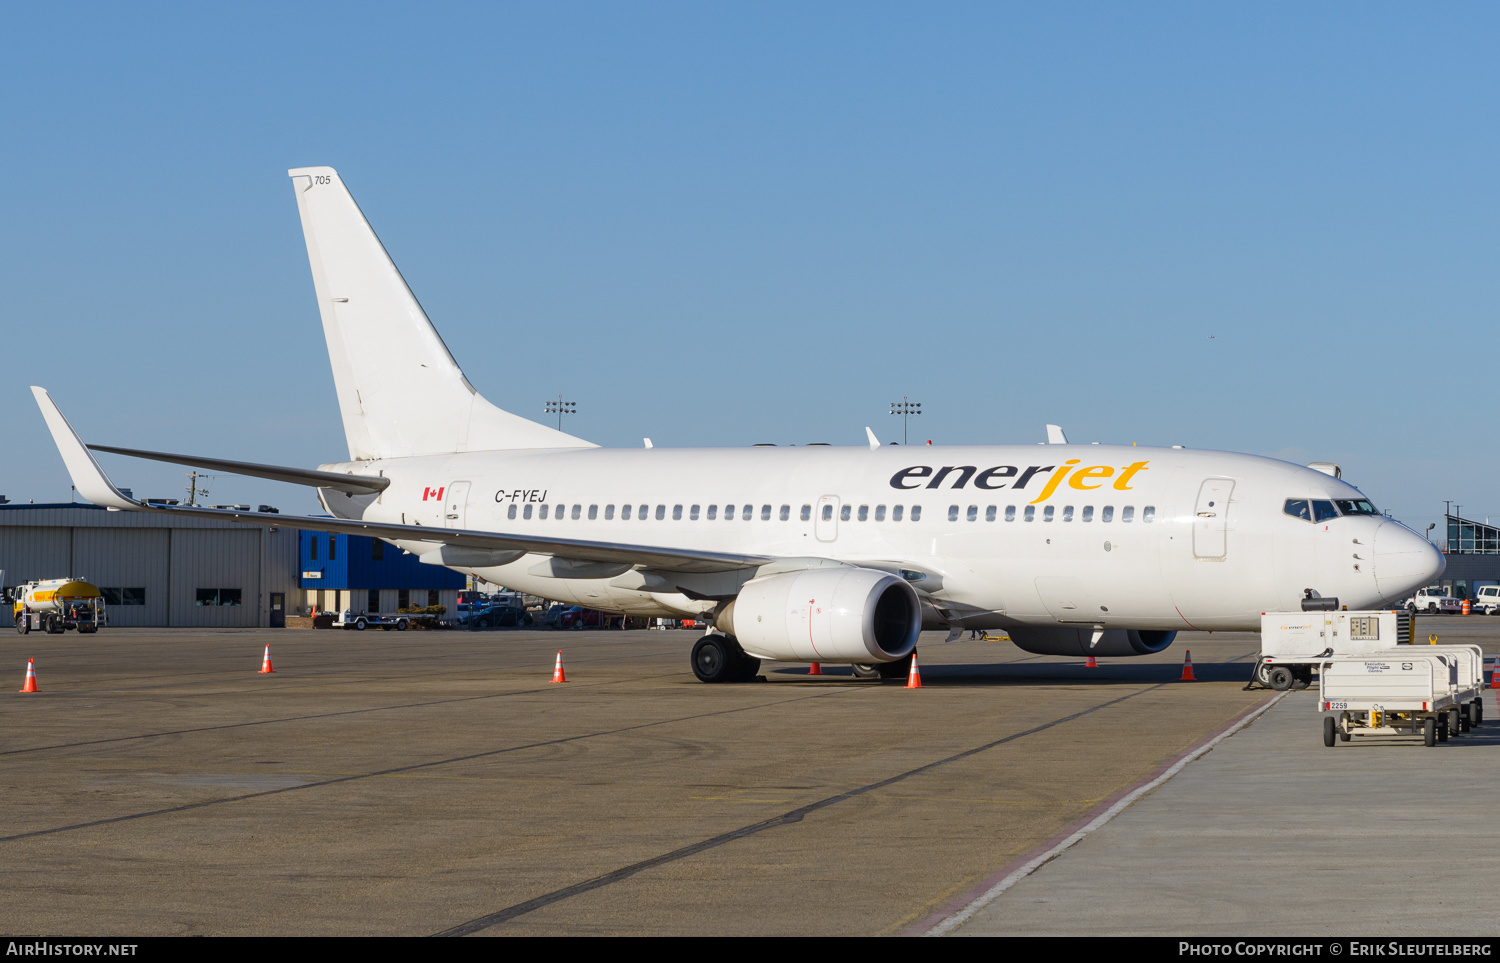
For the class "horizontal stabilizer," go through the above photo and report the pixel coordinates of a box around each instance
[88,444,388,495]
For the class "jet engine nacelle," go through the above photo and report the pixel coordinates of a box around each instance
[716,568,921,663]
[1007,626,1177,658]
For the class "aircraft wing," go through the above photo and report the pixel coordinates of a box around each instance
[32,387,771,575]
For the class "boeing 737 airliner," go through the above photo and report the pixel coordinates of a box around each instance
[31,167,1444,682]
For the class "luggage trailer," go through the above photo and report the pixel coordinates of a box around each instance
[1318,652,1484,748]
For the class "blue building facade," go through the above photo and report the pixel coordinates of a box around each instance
[298,531,465,616]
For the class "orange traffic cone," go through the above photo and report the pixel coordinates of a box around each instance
[257,646,275,674]
[906,654,923,689]
[808,662,822,675]
[551,651,568,683]
[18,659,38,693]
[1180,649,1196,682]
[1085,655,1098,668]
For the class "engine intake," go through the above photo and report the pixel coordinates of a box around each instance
[1007,626,1177,658]
[716,568,921,663]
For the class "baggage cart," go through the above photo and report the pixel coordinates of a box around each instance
[1318,653,1461,747]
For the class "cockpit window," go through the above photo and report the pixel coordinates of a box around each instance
[1335,499,1379,516]
[1312,500,1339,522]
[1284,499,1311,521]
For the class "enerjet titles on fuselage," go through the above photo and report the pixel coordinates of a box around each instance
[890,460,1150,503]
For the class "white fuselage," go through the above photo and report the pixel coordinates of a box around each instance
[318,443,1443,633]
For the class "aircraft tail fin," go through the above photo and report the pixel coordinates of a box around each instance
[287,167,595,459]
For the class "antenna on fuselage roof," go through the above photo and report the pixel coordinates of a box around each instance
[1045,424,1068,444]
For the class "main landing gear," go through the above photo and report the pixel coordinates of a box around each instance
[691,633,762,684]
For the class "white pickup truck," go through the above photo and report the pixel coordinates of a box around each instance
[1404,586,1461,614]
[1475,585,1500,615]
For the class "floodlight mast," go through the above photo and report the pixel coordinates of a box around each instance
[889,397,921,445]
[544,396,577,432]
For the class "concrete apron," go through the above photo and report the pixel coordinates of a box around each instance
[942,688,1500,937]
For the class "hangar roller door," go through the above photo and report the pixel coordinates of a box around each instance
[170,529,261,627]
[72,528,169,627]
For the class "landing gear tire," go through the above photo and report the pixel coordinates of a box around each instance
[1424,718,1437,747]
[1267,666,1295,691]
[851,664,881,680]
[733,653,761,683]
[876,651,915,683]
[692,634,753,684]
[1323,716,1337,747]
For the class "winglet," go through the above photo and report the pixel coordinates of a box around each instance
[30,387,141,510]
[1046,424,1068,444]
[865,427,880,450]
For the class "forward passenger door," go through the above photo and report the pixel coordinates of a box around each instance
[1193,478,1234,559]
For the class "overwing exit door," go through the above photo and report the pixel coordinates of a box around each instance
[815,495,840,542]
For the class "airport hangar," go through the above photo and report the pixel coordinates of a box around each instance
[0,502,462,628]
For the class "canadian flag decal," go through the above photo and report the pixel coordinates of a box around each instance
[422,486,446,502]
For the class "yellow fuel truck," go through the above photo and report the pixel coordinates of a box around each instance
[13,578,106,635]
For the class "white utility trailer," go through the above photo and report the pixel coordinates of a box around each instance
[1319,653,1468,747]
[1256,609,1409,690]
[334,610,411,631]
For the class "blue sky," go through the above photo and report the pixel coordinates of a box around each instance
[3,3,1497,533]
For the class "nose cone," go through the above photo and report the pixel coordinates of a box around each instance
[1373,521,1445,600]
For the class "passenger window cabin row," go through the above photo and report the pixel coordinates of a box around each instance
[947,504,1153,523]
[507,503,811,521]
[502,502,1152,523]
